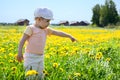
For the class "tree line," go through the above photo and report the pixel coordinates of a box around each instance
[91,0,120,27]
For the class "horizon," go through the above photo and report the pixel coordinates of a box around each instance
[0,0,120,24]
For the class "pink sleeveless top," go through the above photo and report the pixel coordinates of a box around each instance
[24,25,53,54]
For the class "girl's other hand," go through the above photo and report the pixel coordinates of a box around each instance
[70,36,77,42]
[16,53,23,62]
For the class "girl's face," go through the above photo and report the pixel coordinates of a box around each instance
[37,17,50,29]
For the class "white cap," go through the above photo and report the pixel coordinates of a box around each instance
[34,8,54,20]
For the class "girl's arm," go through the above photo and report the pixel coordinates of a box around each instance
[52,30,77,42]
[17,33,29,62]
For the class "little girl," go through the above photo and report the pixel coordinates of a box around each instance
[17,8,77,79]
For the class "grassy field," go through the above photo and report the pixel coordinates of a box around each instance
[0,25,120,80]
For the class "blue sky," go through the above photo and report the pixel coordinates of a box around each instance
[0,0,120,24]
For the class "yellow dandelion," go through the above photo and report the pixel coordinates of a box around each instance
[4,55,7,59]
[106,58,111,62]
[85,48,91,53]
[1,67,6,71]
[14,54,18,58]
[0,62,4,65]
[45,54,50,58]
[53,63,58,68]
[0,56,2,59]
[95,52,103,60]
[0,48,5,53]
[9,60,14,63]
[88,54,94,58]
[68,75,73,80]
[11,67,17,71]
[26,70,38,77]
[11,71,16,74]
[59,68,64,72]
[8,53,14,57]
[43,70,49,76]
[74,72,81,77]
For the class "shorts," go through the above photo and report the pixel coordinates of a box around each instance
[24,53,44,79]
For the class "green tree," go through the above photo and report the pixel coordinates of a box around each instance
[99,5,109,27]
[119,10,120,22]
[119,15,120,22]
[91,0,119,27]
[107,0,119,25]
[91,4,101,26]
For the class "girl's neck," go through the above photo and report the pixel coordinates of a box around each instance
[34,23,42,29]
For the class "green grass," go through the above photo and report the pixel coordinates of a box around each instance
[0,25,120,80]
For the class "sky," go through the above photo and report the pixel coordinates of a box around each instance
[0,0,120,24]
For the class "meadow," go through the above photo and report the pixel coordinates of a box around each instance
[0,25,120,80]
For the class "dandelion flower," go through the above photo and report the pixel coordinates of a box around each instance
[9,60,14,63]
[11,67,17,71]
[26,70,38,77]
[53,63,58,68]
[59,68,64,72]
[43,70,49,76]
[0,62,4,65]
[45,54,50,58]
[0,48,5,53]
[8,53,14,57]
[95,52,103,60]
[74,72,81,77]
[1,67,6,71]
[106,58,111,62]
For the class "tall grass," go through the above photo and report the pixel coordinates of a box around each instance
[0,26,120,80]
